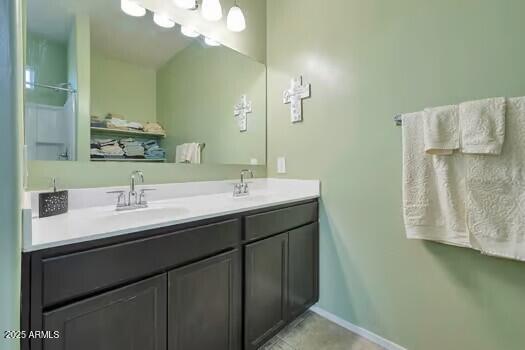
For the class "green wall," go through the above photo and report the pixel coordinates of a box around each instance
[27,161,266,190]
[25,31,68,106]
[157,43,266,165]
[0,0,23,349]
[91,51,157,124]
[266,0,525,349]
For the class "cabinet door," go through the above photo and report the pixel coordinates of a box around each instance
[288,223,319,318]
[168,249,241,350]
[43,275,167,350]
[244,233,288,350]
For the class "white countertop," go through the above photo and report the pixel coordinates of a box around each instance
[24,179,320,252]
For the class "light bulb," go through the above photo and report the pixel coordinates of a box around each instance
[204,37,220,46]
[201,0,222,21]
[181,26,200,38]
[173,0,197,10]
[121,0,146,17]
[153,13,175,28]
[227,5,246,32]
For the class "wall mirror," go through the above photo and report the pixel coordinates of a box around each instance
[24,0,266,165]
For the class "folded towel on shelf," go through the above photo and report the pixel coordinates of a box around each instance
[402,112,470,248]
[100,144,125,156]
[423,105,459,155]
[459,97,506,155]
[123,145,144,157]
[95,139,118,148]
[465,96,525,260]
[143,139,160,150]
[144,122,166,135]
[90,148,105,158]
[106,113,126,120]
[124,149,144,157]
[175,143,202,164]
[127,122,144,131]
[105,118,129,131]
[91,147,124,159]
[90,115,107,128]
[140,139,165,159]
[145,149,166,160]
[119,138,142,147]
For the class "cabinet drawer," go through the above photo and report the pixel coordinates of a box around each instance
[244,201,318,241]
[43,275,167,350]
[42,219,241,308]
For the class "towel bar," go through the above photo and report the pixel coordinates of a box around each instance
[393,114,402,126]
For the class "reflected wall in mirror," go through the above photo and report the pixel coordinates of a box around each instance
[25,0,266,165]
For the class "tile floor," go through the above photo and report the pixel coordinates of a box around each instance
[260,311,385,350]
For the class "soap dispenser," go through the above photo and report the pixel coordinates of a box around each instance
[38,178,68,218]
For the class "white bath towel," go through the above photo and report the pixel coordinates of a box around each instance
[423,105,459,155]
[466,97,525,260]
[402,112,470,247]
[175,143,202,164]
[459,97,506,155]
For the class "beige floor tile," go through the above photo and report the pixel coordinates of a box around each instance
[260,336,295,350]
[261,311,385,350]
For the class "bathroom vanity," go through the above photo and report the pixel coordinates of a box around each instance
[21,0,318,346]
[21,179,320,350]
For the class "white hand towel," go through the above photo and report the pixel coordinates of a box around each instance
[402,112,470,248]
[466,97,525,260]
[175,143,202,164]
[423,105,459,155]
[175,144,188,163]
[459,97,506,155]
[190,143,202,164]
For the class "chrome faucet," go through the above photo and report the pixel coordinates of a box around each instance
[107,170,155,211]
[233,169,254,197]
[128,170,144,205]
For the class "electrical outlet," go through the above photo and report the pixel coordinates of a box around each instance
[277,157,286,174]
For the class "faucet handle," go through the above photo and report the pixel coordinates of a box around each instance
[107,190,125,194]
[107,190,126,207]
[138,188,156,205]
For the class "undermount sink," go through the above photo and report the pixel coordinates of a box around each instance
[232,194,270,202]
[102,206,189,222]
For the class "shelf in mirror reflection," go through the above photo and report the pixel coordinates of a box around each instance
[90,158,166,163]
[90,127,166,138]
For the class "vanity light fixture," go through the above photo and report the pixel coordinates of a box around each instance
[181,25,200,38]
[201,0,223,21]
[227,1,246,32]
[204,37,220,46]
[121,0,146,17]
[173,0,198,10]
[153,13,175,28]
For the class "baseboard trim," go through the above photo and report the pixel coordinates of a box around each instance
[309,306,407,350]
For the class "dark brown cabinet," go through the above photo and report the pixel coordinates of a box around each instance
[245,233,289,350]
[288,223,319,319]
[23,200,319,350]
[43,275,167,350]
[244,222,319,350]
[168,249,241,350]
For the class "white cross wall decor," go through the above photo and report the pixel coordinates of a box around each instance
[283,76,311,123]
[234,94,252,132]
